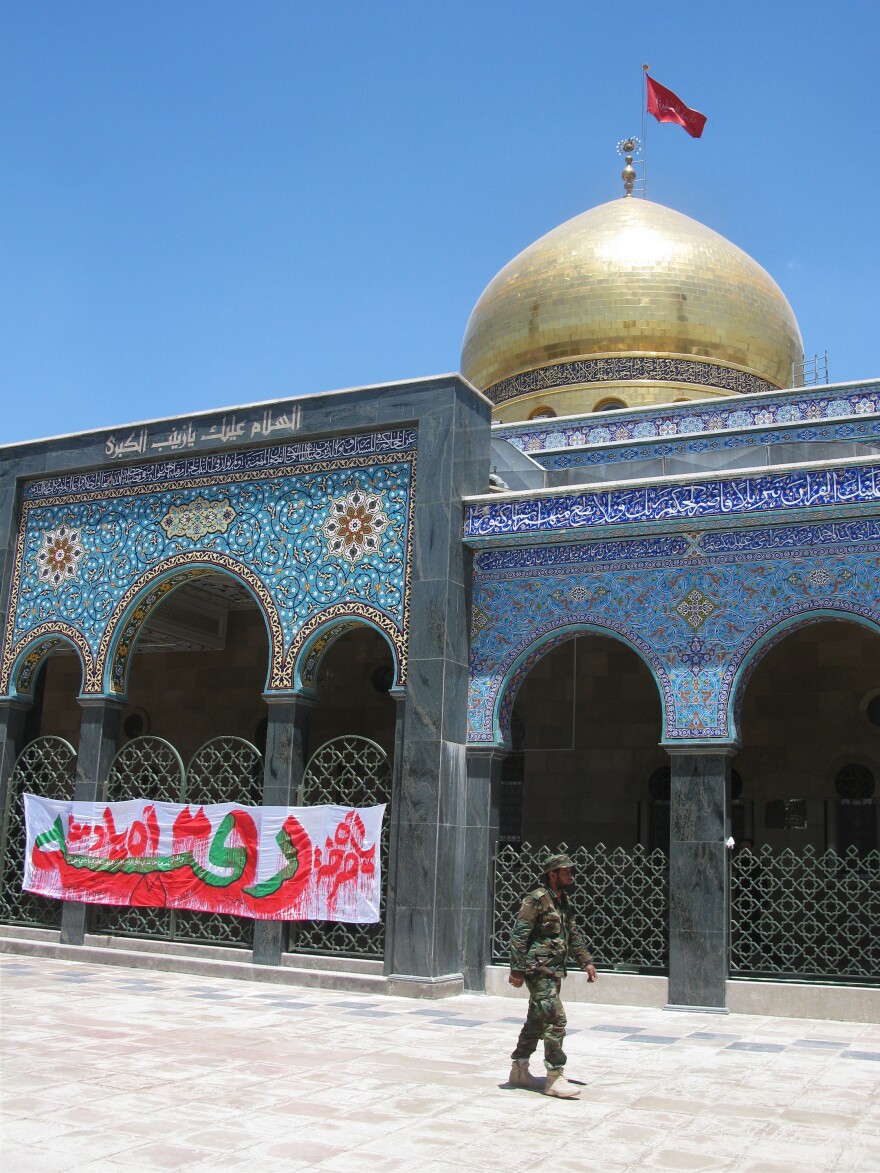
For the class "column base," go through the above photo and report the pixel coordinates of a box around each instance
[60,901,89,946]
[386,972,464,999]
[664,1003,730,1015]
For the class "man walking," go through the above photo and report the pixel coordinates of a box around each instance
[508,853,598,1098]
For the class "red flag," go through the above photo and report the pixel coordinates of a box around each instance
[646,76,707,139]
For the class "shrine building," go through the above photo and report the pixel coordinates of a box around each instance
[2,175,879,1019]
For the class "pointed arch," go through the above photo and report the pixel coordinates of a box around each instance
[2,625,92,700]
[477,620,671,748]
[95,552,283,697]
[283,604,405,694]
[726,604,880,743]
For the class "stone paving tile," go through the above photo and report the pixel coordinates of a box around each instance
[4,955,880,1171]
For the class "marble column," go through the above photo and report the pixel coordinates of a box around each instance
[60,697,125,946]
[252,694,313,967]
[382,387,487,997]
[383,688,407,975]
[0,700,30,831]
[666,747,735,1011]
[460,747,504,990]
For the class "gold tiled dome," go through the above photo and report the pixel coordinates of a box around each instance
[461,198,803,417]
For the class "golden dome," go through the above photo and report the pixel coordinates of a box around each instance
[461,198,803,416]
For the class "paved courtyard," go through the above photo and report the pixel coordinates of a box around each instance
[2,955,880,1172]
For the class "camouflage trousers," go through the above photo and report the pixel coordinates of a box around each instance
[511,974,567,1070]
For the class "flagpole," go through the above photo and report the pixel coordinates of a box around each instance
[642,64,650,199]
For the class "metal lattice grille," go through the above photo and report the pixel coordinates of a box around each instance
[731,845,880,983]
[96,736,260,948]
[173,737,263,947]
[492,842,669,972]
[94,737,186,941]
[0,737,76,927]
[104,736,185,803]
[292,736,392,958]
[186,737,263,806]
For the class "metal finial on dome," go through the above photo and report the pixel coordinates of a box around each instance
[617,137,641,197]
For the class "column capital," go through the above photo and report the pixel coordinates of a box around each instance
[664,742,739,758]
[0,697,33,716]
[466,743,510,762]
[261,690,316,710]
[76,694,127,712]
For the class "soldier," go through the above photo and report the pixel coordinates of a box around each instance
[508,852,598,1098]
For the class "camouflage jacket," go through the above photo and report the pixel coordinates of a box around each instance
[509,885,593,977]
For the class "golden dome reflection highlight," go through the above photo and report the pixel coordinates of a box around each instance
[461,197,803,416]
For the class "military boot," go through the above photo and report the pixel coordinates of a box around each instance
[509,1058,543,1089]
[544,1068,580,1098]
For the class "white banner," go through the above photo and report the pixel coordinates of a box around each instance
[23,794,384,922]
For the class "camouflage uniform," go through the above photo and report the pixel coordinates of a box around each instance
[509,880,593,1071]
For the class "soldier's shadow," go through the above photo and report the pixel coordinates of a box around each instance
[500,1076,586,1092]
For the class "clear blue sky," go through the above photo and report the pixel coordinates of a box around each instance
[2,1,878,445]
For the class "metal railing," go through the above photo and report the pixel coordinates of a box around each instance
[731,844,880,984]
[0,737,76,928]
[290,735,392,959]
[492,841,669,972]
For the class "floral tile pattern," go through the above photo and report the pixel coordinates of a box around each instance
[1,430,417,697]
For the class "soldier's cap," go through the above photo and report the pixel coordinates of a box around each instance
[542,853,575,873]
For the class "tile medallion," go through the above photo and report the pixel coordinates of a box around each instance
[1,429,417,698]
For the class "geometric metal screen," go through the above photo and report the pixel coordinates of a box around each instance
[186,736,263,806]
[290,735,392,959]
[172,737,264,948]
[95,735,262,949]
[105,735,186,803]
[0,737,76,928]
[731,845,880,984]
[492,841,669,972]
[93,736,186,943]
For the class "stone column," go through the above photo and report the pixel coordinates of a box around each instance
[0,700,30,831]
[666,747,735,1011]
[60,697,125,946]
[460,747,504,990]
[252,694,313,967]
[383,387,487,998]
[383,688,407,975]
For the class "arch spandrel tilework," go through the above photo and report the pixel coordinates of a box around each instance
[0,430,417,699]
[468,521,880,746]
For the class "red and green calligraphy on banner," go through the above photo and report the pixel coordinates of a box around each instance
[23,795,384,922]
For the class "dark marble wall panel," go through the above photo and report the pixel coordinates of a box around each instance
[667,750,732,1009]
[60,698,125,946]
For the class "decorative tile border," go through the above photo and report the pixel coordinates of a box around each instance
[497,381,880,454]
[464,461,880,544]
[533,417,880,473]
[25,428,418,500]
[485,356,776,406]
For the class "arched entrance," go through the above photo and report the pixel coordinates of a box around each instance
[491,632,669,973]
[286,624,397,960]
[91,570,270,948]
[732,618,880,983]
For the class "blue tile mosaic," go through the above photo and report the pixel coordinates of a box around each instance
[1,429,417,699]
[497,380,880,453]
[467,519,880,743]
